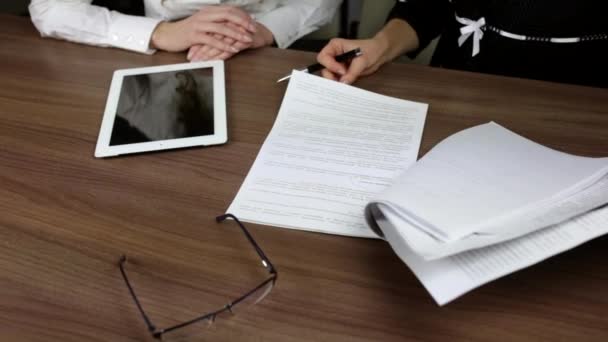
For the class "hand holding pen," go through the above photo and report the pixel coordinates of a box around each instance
[277,47,362,83]
[316,38,387,84]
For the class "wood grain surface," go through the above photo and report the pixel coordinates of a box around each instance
[1,14,607,342]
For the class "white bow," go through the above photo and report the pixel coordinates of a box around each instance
[455,15,486,57]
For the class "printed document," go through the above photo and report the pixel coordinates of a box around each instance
[228,72,608,305]
[228,71,427,237]
[377,204,608,305]
[365,122,608,304]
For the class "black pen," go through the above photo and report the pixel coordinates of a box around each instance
[276,48,362,83]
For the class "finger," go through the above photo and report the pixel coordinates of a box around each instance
[187,45,202,60]
[196,22,252,43]
[339,58,367,84]
[204,47,223,60]
[321,69,339,81]
[195,39,234,61]
[317,39,349,75]
[220,31,250,50]
[233,40,250,50]
[193,32,240,53]
[192,47,210,61]
[191,44,212,61]
[215,33,235,45]
[197,5,256,33]
[215,51,235,60]
[225,20,250,35]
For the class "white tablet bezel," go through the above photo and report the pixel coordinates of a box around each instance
[94,61,227,158]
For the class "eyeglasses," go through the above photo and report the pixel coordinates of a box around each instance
[118,213,277,340]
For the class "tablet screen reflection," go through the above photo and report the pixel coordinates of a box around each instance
[109,68,214,146]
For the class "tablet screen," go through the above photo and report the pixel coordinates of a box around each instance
[95,61,227,158]
[109,68,214,146]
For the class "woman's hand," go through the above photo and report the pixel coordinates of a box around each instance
[316,19,420,84]
[316,37,389,84]
[151,5,256,53]
[187,33,248,62]
[249,22,274,49]
[187,22,274,62]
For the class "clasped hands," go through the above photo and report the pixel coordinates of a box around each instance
[151,5,274,61]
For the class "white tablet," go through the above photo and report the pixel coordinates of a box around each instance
[94,61,227,158]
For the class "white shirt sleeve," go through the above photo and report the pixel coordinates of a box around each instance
[255,0,343,48]
[29,0,162,54]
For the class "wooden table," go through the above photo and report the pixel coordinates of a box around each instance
[1,14,608,341]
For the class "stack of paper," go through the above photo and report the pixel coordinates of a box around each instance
[365,122,608,304]
[366,122,608,259]
[374,203,608,305]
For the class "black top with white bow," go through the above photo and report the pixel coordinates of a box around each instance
[390,0,608,87]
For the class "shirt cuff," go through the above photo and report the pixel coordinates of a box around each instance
[107,12,163,54]
[256,9,310,49]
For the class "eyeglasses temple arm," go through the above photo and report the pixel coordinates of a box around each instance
[216,213,277,274]
[118,255,158,333]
